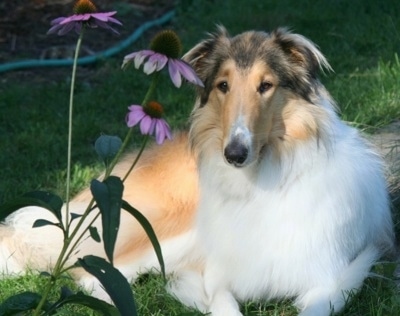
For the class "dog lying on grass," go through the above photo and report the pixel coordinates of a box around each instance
[0,27,394,316]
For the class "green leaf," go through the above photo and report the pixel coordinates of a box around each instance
[90,176,124,265]
[0,191,63,224]
[89,226,101,243]
[121,200,165,279]
[39,271,52,278]
[32,219,61,229]
[70,212,82,221]
[77,255,137,316]
[24,191,63,221]
[95,135,122,164]
[0,291,49,315]
[47,288,119,316]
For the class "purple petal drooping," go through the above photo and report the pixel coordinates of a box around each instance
[122,50,204,88]
[47,11,122,36]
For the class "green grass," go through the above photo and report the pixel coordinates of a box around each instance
[329,55,400,131]
[1,0,400,315]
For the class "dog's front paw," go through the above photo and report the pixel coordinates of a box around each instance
[208,290,243,316]
[209,306,243,316]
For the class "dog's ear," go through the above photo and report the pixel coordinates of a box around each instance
[183,26,231,106]
[271,28,332,78]
[183,25,230,75]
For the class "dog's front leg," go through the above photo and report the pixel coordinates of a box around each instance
[295,287,336,316]
[204,261,243,316]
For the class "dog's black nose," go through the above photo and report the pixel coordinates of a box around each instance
[224,141,248,166]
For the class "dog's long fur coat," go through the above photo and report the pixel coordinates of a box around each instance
[0,27,395,316]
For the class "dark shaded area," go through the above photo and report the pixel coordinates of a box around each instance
[0,0,174,65]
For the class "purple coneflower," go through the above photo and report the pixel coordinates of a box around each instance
[122,30,204,88]
[126,102,172,145]
[47,0,122,36]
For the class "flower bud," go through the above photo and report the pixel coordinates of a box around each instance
[150,30,182,59]
[73,0,97,14]
[95,135,122,163]
[144,101,164,119]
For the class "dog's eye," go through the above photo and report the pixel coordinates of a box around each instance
[258,81,272,94]
[217,81,229,93]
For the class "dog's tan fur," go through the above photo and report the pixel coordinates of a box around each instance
[73,133,199,265]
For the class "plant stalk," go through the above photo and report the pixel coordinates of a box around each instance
[65,30,84,235]
[122,135,149,182]
[33,30,84,316]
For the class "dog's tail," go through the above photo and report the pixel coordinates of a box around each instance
[0,203,103,275]
[0,206,62,274]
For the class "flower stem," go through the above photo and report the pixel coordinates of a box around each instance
[142,71,161,106]
[122,135,149,182]
[65,30,84,235]
[104,127,134,179]
[60,208,100,269]
[33,30,84,316]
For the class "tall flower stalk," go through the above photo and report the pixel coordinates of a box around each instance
[32,1,124,314]
[64,30,83,234]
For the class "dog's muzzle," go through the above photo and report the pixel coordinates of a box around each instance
[224,139,249,167]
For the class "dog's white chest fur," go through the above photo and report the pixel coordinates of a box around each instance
[195,125,389,306]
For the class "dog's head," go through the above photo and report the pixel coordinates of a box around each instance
[184,27,333,167]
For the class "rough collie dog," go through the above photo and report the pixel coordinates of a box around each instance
[0,27,395,316]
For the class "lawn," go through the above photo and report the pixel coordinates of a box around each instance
[0,0,399,315]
